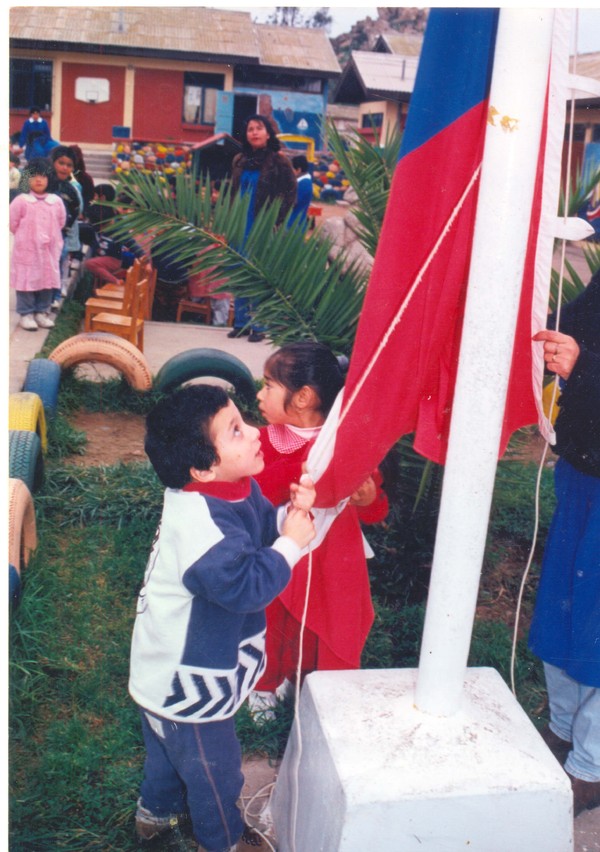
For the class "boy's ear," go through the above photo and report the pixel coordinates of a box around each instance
[189,466,216,483]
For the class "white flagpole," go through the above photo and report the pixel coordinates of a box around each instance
[415,9,557,716]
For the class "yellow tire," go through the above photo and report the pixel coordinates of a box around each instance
[8,392,48,453]
[48,332,153,392]
[8,478,37,572]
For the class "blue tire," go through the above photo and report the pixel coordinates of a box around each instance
[23,358,61,418]
[9,430,44,493]
[9,564,21,607]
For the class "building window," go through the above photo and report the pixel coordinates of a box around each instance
[183,72,224,125]
[10,58,53,111]
[361,112,384,129]
[233,67,322,93]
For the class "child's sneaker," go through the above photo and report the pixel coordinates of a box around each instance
[34,312,55,329]
[135,797,186,842]
[237,824,264,848]
[19,314,38,331]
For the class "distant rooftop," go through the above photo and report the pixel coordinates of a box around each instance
[334,51,418,104]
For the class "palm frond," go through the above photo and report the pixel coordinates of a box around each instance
[106,171,368,353]
[325,119,401,256]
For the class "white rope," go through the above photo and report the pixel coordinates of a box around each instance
[241,780,277,851]
[288,547,313,852]
[510,8,578,698]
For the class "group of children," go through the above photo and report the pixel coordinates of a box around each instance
[131,341,388,851]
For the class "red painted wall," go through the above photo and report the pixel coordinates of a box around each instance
[60,63,125,144]
[133,67,212,143]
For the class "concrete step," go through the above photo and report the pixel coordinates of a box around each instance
[82,149,113,182]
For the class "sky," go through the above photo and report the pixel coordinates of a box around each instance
[209,4,600,53]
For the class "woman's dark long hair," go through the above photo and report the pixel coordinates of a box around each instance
[241,114,281,156]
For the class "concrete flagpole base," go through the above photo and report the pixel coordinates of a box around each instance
[272,668,573,851]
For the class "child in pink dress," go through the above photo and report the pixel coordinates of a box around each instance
[10,158,65,331]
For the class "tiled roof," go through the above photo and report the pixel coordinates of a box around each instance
[376,32,424,56]
[10,6,260,59]
[255,24,340,75]
[9,5,340,73]
[334,50,418,103]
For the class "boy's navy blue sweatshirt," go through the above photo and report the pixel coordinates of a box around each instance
[129,477,300,722]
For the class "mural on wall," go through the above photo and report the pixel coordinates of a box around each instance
[237,88,326,148]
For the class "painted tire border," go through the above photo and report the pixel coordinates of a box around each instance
[9,392,48,453]
[8,478,37,573]
[153,347,256,402]
[9,430,44,493]
[48,332,153,392]
[23,358,62,418]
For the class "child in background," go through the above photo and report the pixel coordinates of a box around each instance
[251,341,389,713]
[10,158,66,331]
[289,154,313,228]
[9,153,21,201]
[83,216,144,286]
[49,145,82,307]
[129,384,316,851]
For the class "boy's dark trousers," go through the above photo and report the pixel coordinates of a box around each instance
[139,708,245,851]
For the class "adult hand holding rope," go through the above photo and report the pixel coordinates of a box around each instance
[533,328,580,380]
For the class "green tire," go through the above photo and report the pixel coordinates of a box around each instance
[9,430,44,493]
[154,348,256,402]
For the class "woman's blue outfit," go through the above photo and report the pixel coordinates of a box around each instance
[528,271,600,786]
[229,146,296,336]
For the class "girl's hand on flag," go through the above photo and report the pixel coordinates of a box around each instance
[349,476,377,507]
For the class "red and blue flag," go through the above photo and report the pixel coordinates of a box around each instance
[311,8,547,507]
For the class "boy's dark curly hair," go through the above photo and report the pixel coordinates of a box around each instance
[145,385,229,488]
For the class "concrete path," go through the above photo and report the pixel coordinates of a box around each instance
[9,285,276,394]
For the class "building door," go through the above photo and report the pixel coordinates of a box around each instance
[232,94,258,143]
[215,91,234,136]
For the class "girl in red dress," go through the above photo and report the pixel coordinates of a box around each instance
[252,342,388,711]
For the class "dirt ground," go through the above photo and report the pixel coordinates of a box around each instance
[68,410,147,466]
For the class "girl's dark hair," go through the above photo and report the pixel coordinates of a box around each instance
[145,385,229,488]
[22,157,53,179]
[20,157,54,193]
[265,341,346,417]
[50,145,76,165]
[242,114,281,155]
[70,144,86,172]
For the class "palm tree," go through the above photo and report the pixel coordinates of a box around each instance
[106,167,367,355]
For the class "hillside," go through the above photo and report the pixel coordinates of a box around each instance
[331,6,429,67]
